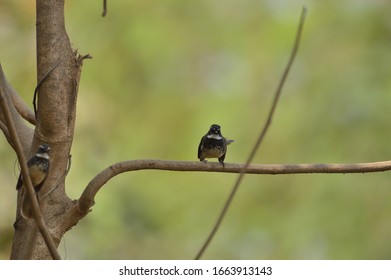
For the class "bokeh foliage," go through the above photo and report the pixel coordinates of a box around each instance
[0,0,390,259]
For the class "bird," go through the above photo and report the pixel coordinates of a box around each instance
[16,143,51,219]
[198,124,233,164]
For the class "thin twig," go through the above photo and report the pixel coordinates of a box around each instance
[33,59,62,118]
[195,7,307,259]
[0,65,61,260]
[102,0,107,17]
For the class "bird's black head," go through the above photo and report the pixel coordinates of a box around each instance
[36,144,50,158]
[205,124,223,140]
[208,124,221,136]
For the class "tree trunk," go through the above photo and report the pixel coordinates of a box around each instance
[10,0,85,259]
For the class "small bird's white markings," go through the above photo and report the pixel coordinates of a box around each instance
[206,134,222,140]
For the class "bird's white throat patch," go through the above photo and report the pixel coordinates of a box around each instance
[207,134,222,140]
[36,153,49,160]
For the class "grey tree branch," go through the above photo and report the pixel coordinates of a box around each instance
[76,159,391,214]
[0,65,61,260]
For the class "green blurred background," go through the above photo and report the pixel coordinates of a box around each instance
[1,0,391,259]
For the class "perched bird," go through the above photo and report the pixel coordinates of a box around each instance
[198,124,233,164]
[16,144,51,219]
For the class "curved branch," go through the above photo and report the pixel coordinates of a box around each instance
[0,119,11,144]
[77,159,391,213]
[0,72,36,125]
[0,66,34,153]
[33,58,62,118]
[6,79,36,125]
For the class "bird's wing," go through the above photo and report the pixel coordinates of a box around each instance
[197,136,205,159]
[16,173,23,190]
